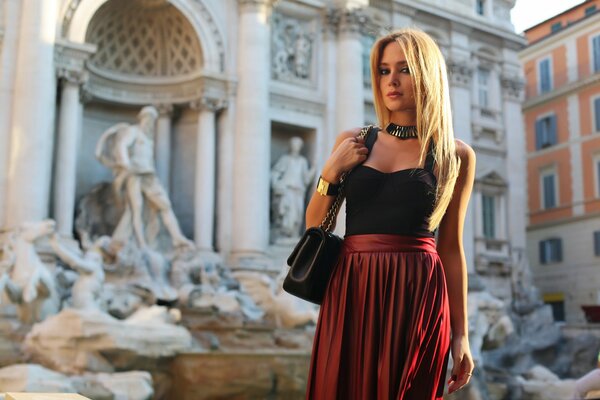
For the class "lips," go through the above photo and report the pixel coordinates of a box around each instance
[387,91,402,98]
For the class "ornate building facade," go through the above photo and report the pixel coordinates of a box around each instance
[520,0,600,323]
[0,0,524,283]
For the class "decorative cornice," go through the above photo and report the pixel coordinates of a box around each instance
[446,58,473,88]
[155,103,174,117]
[189,97,227,112]
[57,68,88,86]
[55,40,96,91]
[322,8,339,36]
[500,74,524,102]
[338,9,367,36]
[522,73,600,111]
[237,0,278,13]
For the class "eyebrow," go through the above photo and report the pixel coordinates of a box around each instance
[378,61,408,66]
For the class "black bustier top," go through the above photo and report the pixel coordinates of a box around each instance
[344,130,437,238]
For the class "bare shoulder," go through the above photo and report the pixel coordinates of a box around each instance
[338,127,362,141]
[330,127,362,151]
[454,138,476,165]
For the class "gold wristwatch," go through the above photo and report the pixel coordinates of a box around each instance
[316,176,340,196]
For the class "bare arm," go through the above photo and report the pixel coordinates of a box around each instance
[49,235,96,274]
[115,128,137,168]
[436,139,476,392]
[305,128,368,229]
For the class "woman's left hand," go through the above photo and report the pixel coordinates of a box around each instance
[447,334,475,394]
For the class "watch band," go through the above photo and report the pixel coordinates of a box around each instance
[316,176,340,196]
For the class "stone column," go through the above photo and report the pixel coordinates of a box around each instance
[54,69,87,235]
[154,104,173,191]
[335,9,364,131]
[231,0,275,264]
[52,40,95,235]
[322,10,339,159]
[191,98,222,251]
[447,56,475,272]
[0,0,22,228]
[6,0,59,227]
[216,100,235,254]
[501,74,526,248]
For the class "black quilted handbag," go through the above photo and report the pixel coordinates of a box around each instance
[283,126,373,304]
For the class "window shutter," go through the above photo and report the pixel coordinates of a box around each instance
[593,231,600,256]
[549,115,557,145]
[540,59,551,93]
[555,238,563,262]
[593,36,600,73]
[594,97,600,132]
[597,160,600,197]
[543,174,556,208]
[535,119,543,150]
[539,240,546,264]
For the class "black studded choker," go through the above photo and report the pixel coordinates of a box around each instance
[386,123,418,139]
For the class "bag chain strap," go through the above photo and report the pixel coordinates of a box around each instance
[320,126,372,232]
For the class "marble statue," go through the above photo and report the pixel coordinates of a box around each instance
[0,220,60,323]
[270,137,316,238]
[232,269,318,328]
[95,106,194,250]
[294,33,312,78]
[49,234,111,311]
[574,369,600,399]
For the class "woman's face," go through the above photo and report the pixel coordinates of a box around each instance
[378,41,416,116]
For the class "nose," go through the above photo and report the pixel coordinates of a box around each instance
[388,73,399,87]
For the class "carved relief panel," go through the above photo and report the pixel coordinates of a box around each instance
[271,12,317,85]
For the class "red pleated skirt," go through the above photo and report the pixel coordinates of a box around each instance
[306,234,450,400]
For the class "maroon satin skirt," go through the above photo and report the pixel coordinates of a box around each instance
[306,234,450,400]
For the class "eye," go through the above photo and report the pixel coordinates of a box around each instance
[378,68,390,75]
[400,67,410,74]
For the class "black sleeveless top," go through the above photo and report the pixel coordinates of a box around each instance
[345,129,437,238]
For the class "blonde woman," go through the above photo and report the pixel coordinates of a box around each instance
[304,28,475,399]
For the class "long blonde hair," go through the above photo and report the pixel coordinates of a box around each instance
[370,28,460,231]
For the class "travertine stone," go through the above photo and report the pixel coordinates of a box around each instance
[6,394,90,400]
[24,308,192,374]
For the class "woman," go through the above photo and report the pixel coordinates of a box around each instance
[304,28,475,399]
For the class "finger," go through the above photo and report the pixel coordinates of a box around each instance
[448,373,470,393]
[356,147,369,155]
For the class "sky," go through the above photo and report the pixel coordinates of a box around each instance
[511,0,585,33]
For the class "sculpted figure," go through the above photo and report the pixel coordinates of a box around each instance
[96,106,193,250]
[270,137,316,238]
[49,234,111,311]
[0,220,59,323]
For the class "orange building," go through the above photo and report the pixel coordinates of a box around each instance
[520,0,600,323]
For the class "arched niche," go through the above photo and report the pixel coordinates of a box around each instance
[61,0,224,74]
[59,0,228,105]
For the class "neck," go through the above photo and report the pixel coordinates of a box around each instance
[389,110,416,126]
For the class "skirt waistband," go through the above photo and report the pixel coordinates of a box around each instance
[342,234,437,254]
